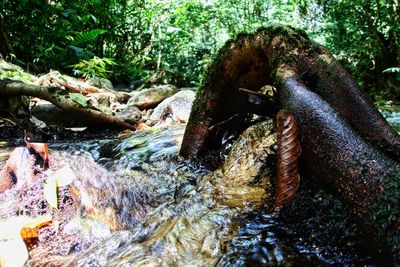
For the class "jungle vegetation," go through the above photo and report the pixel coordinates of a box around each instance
[0,0,399,100]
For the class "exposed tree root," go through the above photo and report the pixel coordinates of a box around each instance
[180,24,400,262]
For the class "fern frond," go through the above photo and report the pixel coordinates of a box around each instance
[383,67,400,73]
[67,45,94,60]
[71,29,107,47]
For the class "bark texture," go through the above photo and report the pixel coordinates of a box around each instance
[273,110,301,212]
[180,25,400,160]
[180,25,400,261]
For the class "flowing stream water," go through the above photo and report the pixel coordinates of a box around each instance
[0,107,400,266]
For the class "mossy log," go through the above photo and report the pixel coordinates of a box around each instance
[180,25,400,262]
[0,80,135,130]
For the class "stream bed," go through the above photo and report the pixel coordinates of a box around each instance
[0,107,399,266]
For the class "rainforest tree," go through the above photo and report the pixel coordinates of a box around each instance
[0,0,399,98]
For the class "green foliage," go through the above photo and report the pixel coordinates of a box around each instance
[304,0,400,99]
[69,56,116,79]
[384,67,400,81]
[2,0,399,98]
[0,70,31,82]
[69,29,107,47]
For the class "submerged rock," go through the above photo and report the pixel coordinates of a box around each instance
[199,120,276,208]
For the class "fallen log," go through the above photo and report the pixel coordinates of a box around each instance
[0,80,135,130]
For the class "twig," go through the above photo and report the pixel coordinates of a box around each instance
[208,114,239,131]
[0,116,16,126]
[238,87,270,99]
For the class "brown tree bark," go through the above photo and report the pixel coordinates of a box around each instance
[180,25,400,262]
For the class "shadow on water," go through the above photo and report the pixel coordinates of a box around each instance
[1,107,400,266]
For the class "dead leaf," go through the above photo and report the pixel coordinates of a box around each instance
[0,215,52,267]
[24,131,50,168]
[273,110,302,212]
[20,214,52,241]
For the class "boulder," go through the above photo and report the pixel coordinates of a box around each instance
[147,90,195,127]
[115,105,142,125]
[86,92,117,115]
[127,84,178,110]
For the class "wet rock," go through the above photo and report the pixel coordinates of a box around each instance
[115,105,142,125]
[0,166,13,193]
[63,217,112,240]
[222,120,276,183]
[86,92,117,115]
[0,147,35,193]
[199,120,276,208]
[30,116,47,129]
[147,90,195,127]
[127,84,178,110]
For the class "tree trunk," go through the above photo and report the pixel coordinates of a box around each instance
[180,25,400,261]
[0,14,14,59]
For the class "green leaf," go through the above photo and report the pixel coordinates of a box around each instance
[71,29,107,47]
[43,176,58,209]
[43,165,75,209]
[50,165,75,187]
[383,67,400,73]
[69,93,88,107]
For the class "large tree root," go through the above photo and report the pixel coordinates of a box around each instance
[180,25,400,161]
[0,80,135,130]
[180,25,400,262]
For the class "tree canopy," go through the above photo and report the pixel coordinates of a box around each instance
[0,0,399,99]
